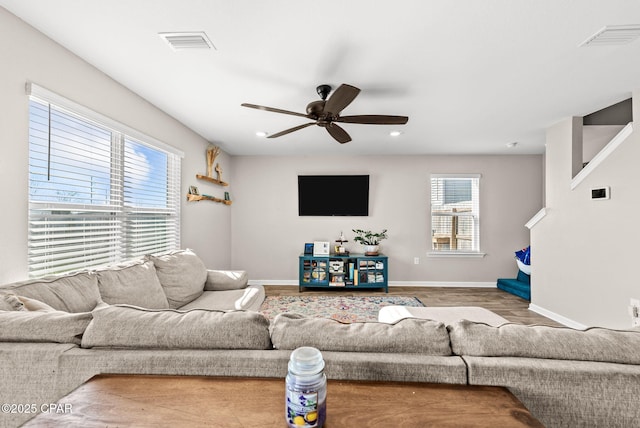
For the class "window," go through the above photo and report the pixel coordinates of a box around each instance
[430,174,480,254]
[27,83,182,277]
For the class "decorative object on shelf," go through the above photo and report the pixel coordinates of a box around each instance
[206,144,220,178]
[199,145,228,186]
[313,241,330,256]
[304,243,314,255]
[191,145,231,205]
[334,231,349,255]
[352,229,388,256]
[215,163,223,183]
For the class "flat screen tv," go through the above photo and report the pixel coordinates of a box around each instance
[298,175,369,216]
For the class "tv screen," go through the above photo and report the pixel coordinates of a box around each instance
[298,175,369,216]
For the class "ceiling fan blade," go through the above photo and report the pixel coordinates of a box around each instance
[241,103,309,118]
[325,123,352,144]
[336,115,409,125]
[267,122,316,138]
[323,84,360,115]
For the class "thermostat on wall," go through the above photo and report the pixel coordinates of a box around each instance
[591,187,610,200]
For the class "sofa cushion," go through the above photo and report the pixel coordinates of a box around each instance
[147,249,206,308]
[0,271,101,313]
[204,270,249,291]
[81,304,272,350]
[270,313,452,355]
[0,310,92,344]
[96,260,169,309]
[448,320,640,364]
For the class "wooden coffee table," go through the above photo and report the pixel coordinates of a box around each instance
[24,375,543,427]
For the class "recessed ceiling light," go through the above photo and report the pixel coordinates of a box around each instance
[389,130,403,137]
[158,32,215,51]
[255,131,268,137]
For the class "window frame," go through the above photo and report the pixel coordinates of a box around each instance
[26,82,184,277]
[428,173,485,258]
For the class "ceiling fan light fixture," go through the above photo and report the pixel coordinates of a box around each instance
[390,130,403,137]
[255,131,268,137]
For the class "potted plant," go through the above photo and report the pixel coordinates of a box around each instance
[352,229,388,256]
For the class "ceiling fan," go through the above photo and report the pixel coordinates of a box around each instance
[241,84,408,144]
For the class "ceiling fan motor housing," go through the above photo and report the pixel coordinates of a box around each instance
[306,100,326,117]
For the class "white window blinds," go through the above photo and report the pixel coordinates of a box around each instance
[122,137,181,259]
[430,174,480,253]
[27,85,182,277]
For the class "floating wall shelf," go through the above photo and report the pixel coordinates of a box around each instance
[196,174,228,187]
[186,194,232,205]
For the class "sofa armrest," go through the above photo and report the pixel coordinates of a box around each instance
[204,270,248,291]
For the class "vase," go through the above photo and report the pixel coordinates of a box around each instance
[364,245,379,256]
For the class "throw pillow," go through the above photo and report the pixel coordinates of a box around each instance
[204,270,249,291]
[81,304,272,350]
[0,293,25,311]
[270,313,452,355]
[0,271,101,313]
[96,260,170,309]
[16,295,56,311]
[147,249,207,308]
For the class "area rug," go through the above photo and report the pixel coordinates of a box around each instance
[259,295,424,323]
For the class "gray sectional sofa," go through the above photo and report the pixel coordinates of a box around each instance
[1,249,639,427]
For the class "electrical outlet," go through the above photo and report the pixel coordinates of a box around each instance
[630,298,640,327]
[413,257,420,265]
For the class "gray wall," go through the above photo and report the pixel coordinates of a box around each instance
[531,93,640,329]
[0,7,230,283]
[230,155,543,284]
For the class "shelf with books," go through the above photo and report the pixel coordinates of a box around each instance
[298,253,388,292]
[300,258,328,285]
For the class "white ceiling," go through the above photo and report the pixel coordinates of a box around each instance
[3,0,640,156]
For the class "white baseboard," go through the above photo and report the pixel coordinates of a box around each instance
[249,280,495,288]
[528,303,588,329]
[389,281,495,288]
[249,279,298,286]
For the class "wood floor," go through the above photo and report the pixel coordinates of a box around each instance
[264,285,562,326]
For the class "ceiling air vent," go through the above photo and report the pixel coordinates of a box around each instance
[159,32,215,51]
[580,25,640,47]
